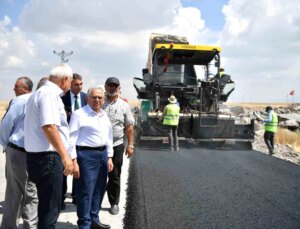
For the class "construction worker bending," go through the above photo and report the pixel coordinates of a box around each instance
[163,95,180,151]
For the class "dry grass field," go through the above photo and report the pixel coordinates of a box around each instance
[127,99,140,108]
[275,128,300,152]
[0,101,9,119]
[1,100,299,150]
[227,102,292,109]
[1,100,293,119]
[127,101,293,110]
[0,99,140,119]
[0,100,295,120]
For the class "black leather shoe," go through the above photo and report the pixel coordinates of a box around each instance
[91,222,111,229]
[109,204,119,215]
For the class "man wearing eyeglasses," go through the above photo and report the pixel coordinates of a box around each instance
[0,77,38,229]
[68,87,113,229]
[103,77,134,215]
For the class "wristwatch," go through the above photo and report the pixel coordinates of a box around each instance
[127,144,134,149]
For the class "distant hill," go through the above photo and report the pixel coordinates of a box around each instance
[127,99,140,108]
[1,100,295,120]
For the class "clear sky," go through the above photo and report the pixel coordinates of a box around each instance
[182,0,228,30]
[0,0,299,102]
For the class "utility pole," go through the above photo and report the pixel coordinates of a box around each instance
[53,50,73,63]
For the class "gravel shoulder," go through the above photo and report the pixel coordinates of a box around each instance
[252,129,300,165]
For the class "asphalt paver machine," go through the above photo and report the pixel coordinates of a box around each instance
[133,33,254,145]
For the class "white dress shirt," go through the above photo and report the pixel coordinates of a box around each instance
[24,81,69,152]
[68,104,113,159]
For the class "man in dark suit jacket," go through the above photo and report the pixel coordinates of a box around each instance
[61,73,87,209]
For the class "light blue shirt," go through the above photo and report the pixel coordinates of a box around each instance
[0,93,31,149]
[264,111,273,123]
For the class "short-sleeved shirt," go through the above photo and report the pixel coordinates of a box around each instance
[103,97,134,147]
[24,80,69,152]
[68,105,113,159]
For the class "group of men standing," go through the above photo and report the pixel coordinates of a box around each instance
[0,63,134,229]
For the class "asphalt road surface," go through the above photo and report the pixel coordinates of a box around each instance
[124,141,300,229]
[1,141,300,229]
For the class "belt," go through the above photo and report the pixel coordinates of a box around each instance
[27,151,57,157]
[8,142,26,153]
[76,145,106,151]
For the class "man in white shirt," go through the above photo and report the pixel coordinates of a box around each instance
[24,64,74,228]
[68,87,113,229]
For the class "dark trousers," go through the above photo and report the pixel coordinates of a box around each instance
[76,149,108,229]
[167,125,179,151]
[264,131,275,153]
[62,175,67,204]
[107,144,124,205]
[27,152,63,229]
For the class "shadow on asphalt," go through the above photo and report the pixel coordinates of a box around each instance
[56,222,77,228]
[101,207,110,212]
[59,203,77,213]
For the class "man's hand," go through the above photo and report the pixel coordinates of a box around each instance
[72,159,80,179]
[42,124,74,175]
[125,146,134,158]
[61,155,73,176]
[125,125,134,158]
[108,158,114,172]
[253,111,264,121]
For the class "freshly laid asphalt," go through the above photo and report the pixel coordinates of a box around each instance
[1,141,300,229]
[124,141,300,229]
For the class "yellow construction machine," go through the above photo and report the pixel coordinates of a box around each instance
[133,33,254,146]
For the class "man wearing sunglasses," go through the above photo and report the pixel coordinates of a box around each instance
[103,77,134,215]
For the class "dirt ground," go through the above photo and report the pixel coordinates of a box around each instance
[227,102,292,108]
[0,101,9,118]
